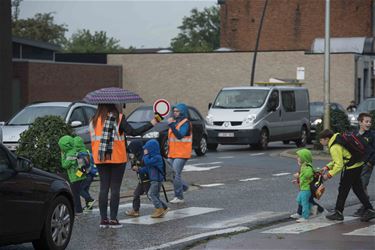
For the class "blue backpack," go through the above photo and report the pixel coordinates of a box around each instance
[77,151,96,175]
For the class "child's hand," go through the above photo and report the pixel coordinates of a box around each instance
[144,149,148,155]
[293,172,299,178]
[291,179,298,184]
[132,166,139,172]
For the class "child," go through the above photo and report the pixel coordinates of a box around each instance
[58,135,86,215]
[292,149,314,222]
[125,140,151,217]
[135,139,168,218]
[73,136,97,211]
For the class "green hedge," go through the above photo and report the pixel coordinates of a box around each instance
[16,115,74,173]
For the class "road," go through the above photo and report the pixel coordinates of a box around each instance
[2,143,374,250]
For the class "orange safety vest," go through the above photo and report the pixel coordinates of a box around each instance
[168,118,192,159]
[89,113,127,164]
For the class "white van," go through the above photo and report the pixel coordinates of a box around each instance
[206,86,310,150]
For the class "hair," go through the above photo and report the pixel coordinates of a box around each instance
[91,104,119,128]
[319,129,334,140]
[357,112,371,122]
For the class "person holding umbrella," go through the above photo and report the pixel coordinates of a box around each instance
[84,87,161,228]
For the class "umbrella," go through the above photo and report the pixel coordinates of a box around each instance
[83,87,144,104]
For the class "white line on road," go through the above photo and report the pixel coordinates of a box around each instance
[90,203,154,213]
[199,183,225,187]
[191,162,222,166]
[250,153,265,156]
[119,207,223,225]
[141,226,249,250]
[183,165,222,172]
[239,177,261,182]
[343,224,375,236]
[218,156,234,159]
[272,172,291,176]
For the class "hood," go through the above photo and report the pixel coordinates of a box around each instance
[1,125,28,142]
[172,103,188,119]
[208,108,261,121]
[296,148,312,165]
[31,166,66,181]
[58,135,74,153]
[73,136,86,152]
[143,139,160,156]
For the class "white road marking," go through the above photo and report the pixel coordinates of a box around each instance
[141,226,249,250]
[183,165,221,172]
[199,183,225,187]
[90,203,154,213]
[218,156,234,159]
[190,211,288,229]
[250,153,265,156]
[191,162,222,166]
[272,172,291,176]
[119,207,223,225]
[240,177,261,182]
[262,216,356,234]
[343,225,375,236]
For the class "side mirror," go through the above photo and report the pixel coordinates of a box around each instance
[0,121,5,126]
[16,156,33,172]
[71,121,83,127]
[208,103,212,110]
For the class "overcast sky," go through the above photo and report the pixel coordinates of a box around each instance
[19,0,217,48]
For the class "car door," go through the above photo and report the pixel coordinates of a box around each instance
[280,90,299,139]
[188,107,204,147]
[265,89,283,140]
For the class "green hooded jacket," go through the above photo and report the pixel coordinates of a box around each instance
[58,135,86,183]
[296,148,314,191]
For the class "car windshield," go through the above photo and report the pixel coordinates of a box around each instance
[310,103,324,116]
[357,99,375,112]
[127,108,171,123]
[213,89,269,109]
[8,106,68,125]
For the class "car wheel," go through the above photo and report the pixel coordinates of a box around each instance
[295,127,307,147]
[257,128,269,150]
[194,136,207,156]
[161,138,169,158]
[32,196,74,250]
[207,143,218,151]
[283,140,290,145]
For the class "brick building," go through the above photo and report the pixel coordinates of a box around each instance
[219,0,374,51]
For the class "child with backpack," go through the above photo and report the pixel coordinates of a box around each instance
[134,139,169,218]
[58,135,86,215]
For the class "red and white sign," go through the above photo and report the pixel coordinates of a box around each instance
[153,99,170,117]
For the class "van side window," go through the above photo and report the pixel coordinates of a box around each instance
[268,90,279,110]
[281,91,296,112]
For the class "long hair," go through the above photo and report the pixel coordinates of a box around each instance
[91,104,119,128]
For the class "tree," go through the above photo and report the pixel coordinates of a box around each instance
[171,6,220,52]
[12,12,68,46]
[64,29,126,53]
[11,0,22,21]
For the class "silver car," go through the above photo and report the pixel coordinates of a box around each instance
[0,102,97,151]
[348,97,375,126]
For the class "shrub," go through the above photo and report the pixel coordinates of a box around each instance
[370,110,375,130]
[16,115,74,173]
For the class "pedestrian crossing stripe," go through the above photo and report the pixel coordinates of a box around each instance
[183,165,221,172]
[119,207,223,225]
[262,216,357,234]
[199,183,225,187]
[343,224,375,236]
[272,172,291,176]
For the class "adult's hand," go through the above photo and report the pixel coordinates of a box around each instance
[167,117,175,124]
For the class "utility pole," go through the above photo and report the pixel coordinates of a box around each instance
[323,0,330,130]
[0,0,13,121]
[250,0,268,86]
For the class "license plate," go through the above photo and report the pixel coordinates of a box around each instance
[218,132,234,137]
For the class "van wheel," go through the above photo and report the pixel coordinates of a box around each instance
[283,140,290,145]
[295,127,307,147]
[257,128,269,150]
[207,143,218,151]
[195,136,207,156]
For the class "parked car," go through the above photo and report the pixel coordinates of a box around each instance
[126,105,208,157]
[348,97,375,126]
[309,101,347,141]
[0,143,74,249]
[1,101,97,152]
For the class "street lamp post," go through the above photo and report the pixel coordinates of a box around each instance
[323,0,331,130]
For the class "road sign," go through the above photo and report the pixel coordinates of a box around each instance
[153,99,170,117]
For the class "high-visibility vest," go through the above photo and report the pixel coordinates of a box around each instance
[89,113,127,164]
[168,118,192,159]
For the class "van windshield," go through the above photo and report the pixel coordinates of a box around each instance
[213,89,269,109]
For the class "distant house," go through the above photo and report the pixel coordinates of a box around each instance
[12,36,60,61]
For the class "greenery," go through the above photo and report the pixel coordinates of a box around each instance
[370,110,375,130]
[171,6,220,52]
[16,116,74,173]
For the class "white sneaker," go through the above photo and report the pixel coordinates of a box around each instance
[310,205,318,217]
[296,217,308,223]
[290,213,301,219]
[169,197,185,204]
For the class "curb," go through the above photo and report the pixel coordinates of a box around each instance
[280,148,331,161]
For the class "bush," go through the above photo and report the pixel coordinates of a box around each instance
[16,115,74,173]
[314,108,351,149]
[370,110,375,130]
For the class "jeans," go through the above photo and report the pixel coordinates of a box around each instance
[80,174,94,203]
[361,163,373,196]
[297,190,311,219]
[70,180,83,213]
[148,181,168,209]
[297,195,324,215]
[133,181,151,211]
[97,163,125,220]
[169,158,188,199]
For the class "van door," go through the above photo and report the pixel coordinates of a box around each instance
[265,90,283,140]
[280,90,299,139]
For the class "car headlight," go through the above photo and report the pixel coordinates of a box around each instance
[348,114,356,122]
[206,114,214,126]
[143,131,159,138]
[243,114,256,126]
[312,118,322,126]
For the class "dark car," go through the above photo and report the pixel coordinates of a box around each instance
[309,101,347,141]
[0,143,74,249]
[126,105,208,157]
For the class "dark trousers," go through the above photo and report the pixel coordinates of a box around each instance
[70,180,83,213]
[336,166,373,213]
[80,174,94,204]
[133,181,151,211]
[97,163,125,220]
[297,195,324,215]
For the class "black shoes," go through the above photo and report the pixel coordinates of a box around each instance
[353,206,365,217]
[326,210,344,221]
[360,209,375,222]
